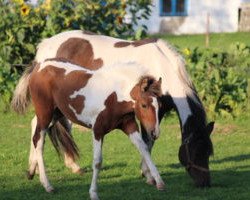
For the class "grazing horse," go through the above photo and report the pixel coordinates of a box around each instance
[12,59,164,199]
[16,30,214,187]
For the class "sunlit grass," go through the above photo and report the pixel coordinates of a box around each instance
[0,110,250,200]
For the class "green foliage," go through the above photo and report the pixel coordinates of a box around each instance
[0,0,152,111]
[182,43,250,117]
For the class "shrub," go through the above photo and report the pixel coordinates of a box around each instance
[0,0,152,111]
[183,43,249,118]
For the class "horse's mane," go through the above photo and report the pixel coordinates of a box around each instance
[156,39,208,133]
[156,40,199,102]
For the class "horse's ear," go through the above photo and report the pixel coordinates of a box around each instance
[130,84,140,100]
[158,77,162,85]
[140,77,150,92]
[156,77,162,96]
[207,121,215,135]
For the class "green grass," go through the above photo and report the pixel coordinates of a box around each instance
[1,111,250,200]
[155,32,250,50]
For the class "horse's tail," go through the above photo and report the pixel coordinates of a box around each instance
[48,118,79,161]
[11,62,36,114]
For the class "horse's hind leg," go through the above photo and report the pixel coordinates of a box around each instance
[59,117,83,175]
[89,133,103,200]
[27,116,39,179]
[34,123,54,193]
[31,107,54,193]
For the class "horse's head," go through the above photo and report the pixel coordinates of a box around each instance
[178,116,214,187]
[130,76,162,140]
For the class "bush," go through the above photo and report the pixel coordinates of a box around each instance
[0,0,152,111]
[183,43,250,117]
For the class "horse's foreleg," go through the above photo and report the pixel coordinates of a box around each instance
[130,131,165,190]
[140,124,155,185]
[33,124,54,193]
[89,134,103,200]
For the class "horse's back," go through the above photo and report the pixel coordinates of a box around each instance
[35,30,159,69]
[35,30,125,63]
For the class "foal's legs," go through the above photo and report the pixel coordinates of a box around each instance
[129,131,165,190]
[34,124,54,192]
[29,115,83,175]
[31,105,54,192]
[89,134,103,200]
[27,116,38,179]
[140,124,155,185]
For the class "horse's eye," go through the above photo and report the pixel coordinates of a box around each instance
[141,104,147,109]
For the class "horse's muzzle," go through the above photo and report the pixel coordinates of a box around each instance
[150,129,160,140]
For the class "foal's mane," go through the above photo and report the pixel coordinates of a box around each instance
[138,75,162,97]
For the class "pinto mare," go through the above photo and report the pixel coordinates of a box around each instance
[21,30,214,187]
[12,59,164,199]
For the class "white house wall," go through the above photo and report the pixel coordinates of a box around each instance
[141,0,241,34]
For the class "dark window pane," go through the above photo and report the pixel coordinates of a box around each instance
[163,0,172,13]
[176,0,185,13]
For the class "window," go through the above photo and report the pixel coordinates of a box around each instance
[160,0,188,16]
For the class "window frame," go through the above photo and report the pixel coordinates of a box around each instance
[159,0,188,16]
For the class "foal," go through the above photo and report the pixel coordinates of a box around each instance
[12,60,164,200]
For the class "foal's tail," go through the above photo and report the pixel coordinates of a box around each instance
[11,62,36,114]
[48,118,79,161]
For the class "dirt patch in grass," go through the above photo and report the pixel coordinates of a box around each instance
[74,124,90,132]
[214,124,238,135]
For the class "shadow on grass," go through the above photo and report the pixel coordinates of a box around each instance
[1,168,250,200]
[167,154,250,170]
[211,154,250,164]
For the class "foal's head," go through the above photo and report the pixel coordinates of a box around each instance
[130,76,162,140]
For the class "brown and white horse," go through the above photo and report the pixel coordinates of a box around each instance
[16,30,214,187]
[12,59,164,199]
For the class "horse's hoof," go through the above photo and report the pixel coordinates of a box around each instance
[156,182,165,191]
[141,170,145,178]
[26,171,34,180]
[45,186,55,193]
[74,168,85,176]
[90,193,100,200]
[146,178,156,186]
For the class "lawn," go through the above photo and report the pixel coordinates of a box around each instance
[0,110,250,200]
[156,32,250,50]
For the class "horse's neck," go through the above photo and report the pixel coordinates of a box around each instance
[172,97,192,127]
[153,53,192,127]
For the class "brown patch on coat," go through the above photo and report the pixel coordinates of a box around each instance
[93,92,135,140]
[82,30,97,35]
[56,38,103,70]
[30,64,92,129]
[114,41,131,48]
[114,38,158,48]
[69,95,85,115]
[32,126,41,148]
[132,38,158,47]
